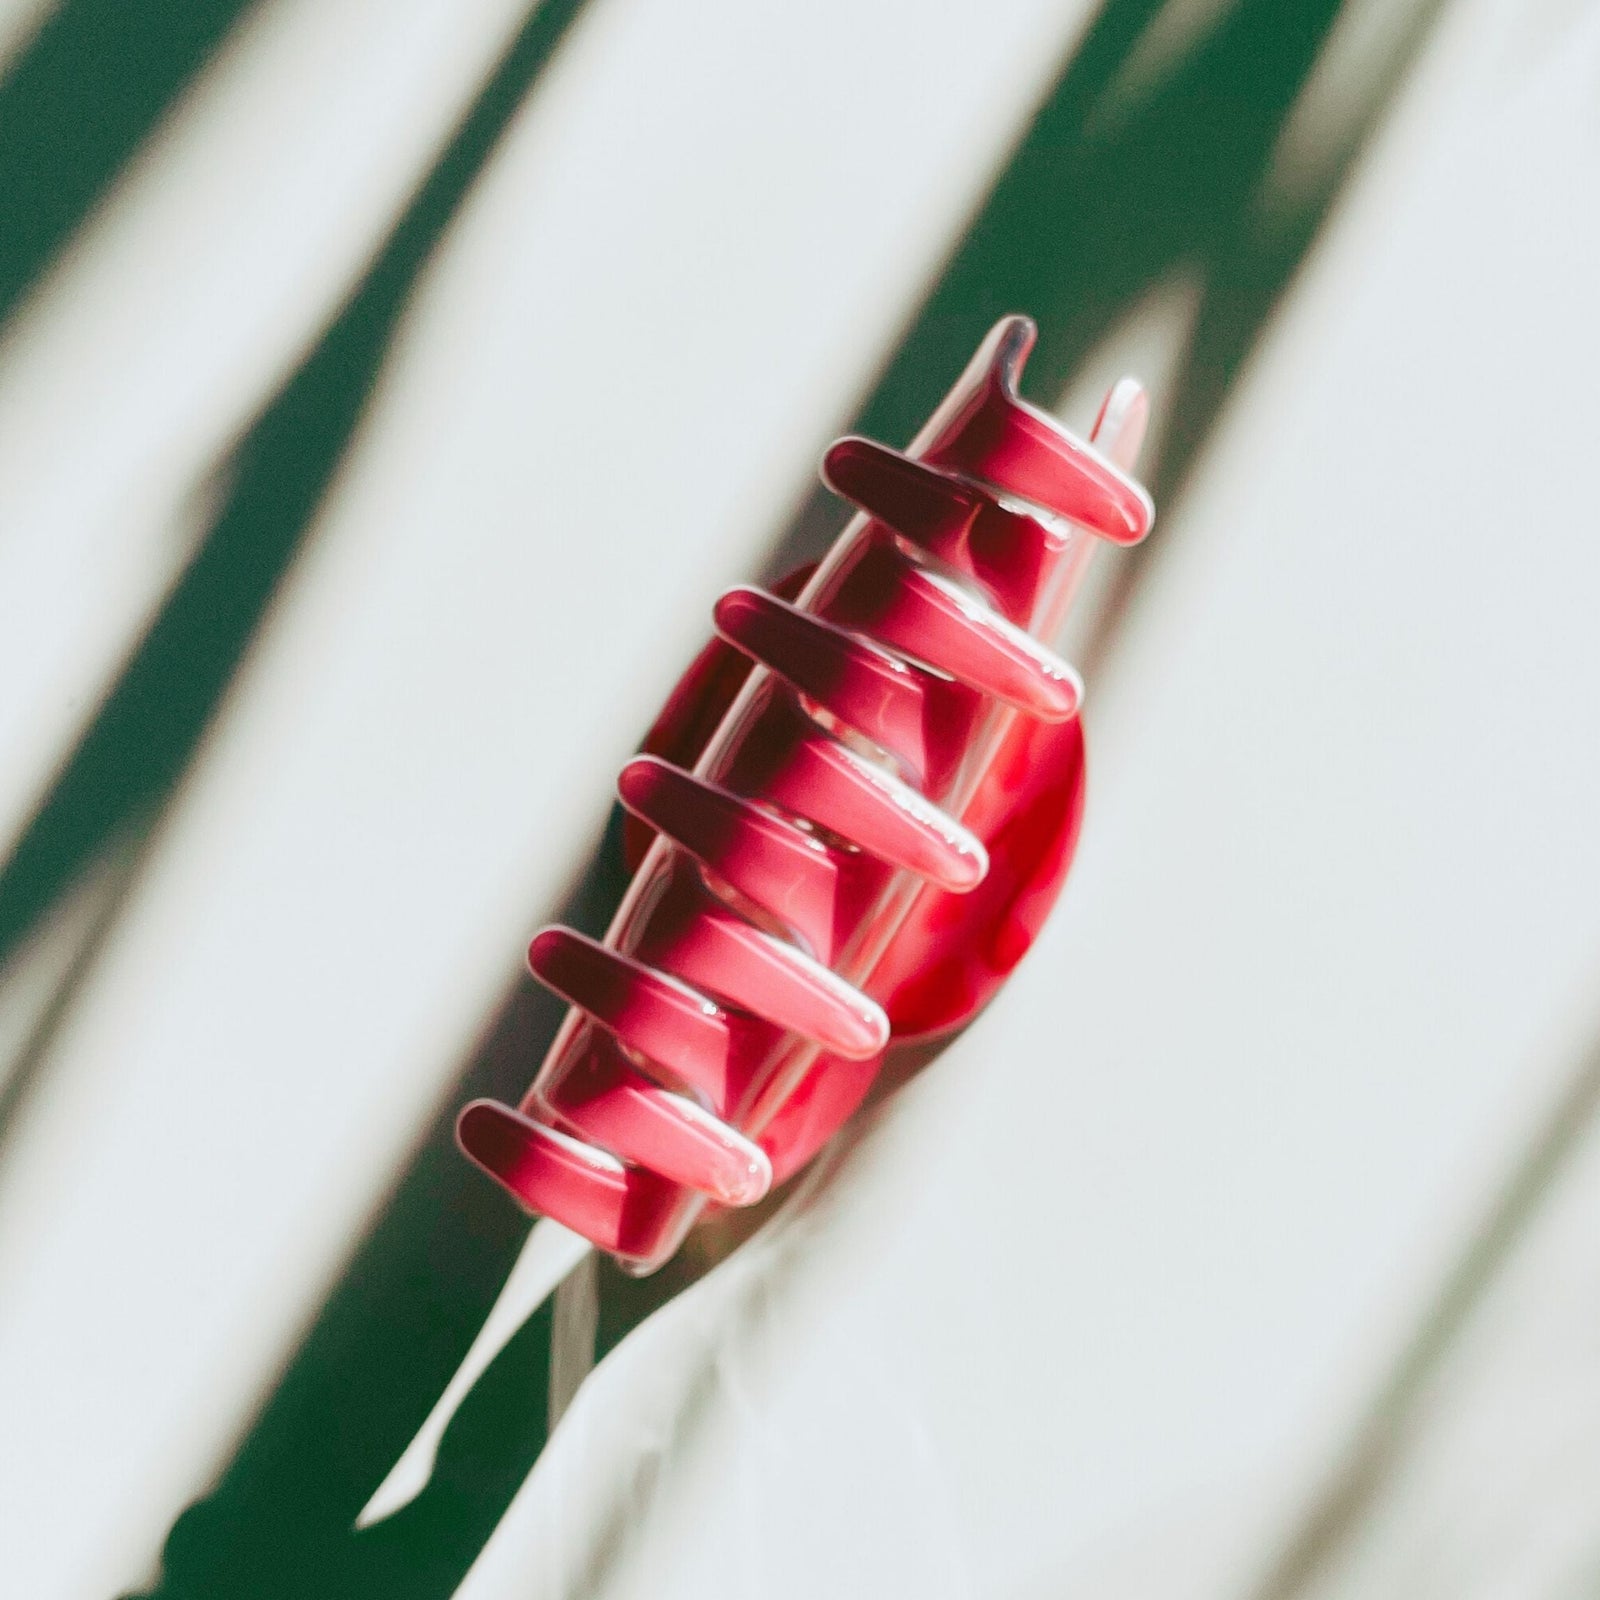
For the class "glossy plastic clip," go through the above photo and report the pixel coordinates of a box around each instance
[459,316,1153,1272]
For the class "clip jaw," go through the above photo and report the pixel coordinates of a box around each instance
[458,317,1153,1272]
[919,314,1152,545]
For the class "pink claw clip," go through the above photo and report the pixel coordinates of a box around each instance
[458,316,1153,1273]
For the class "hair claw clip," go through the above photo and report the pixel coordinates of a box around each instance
[458,315,1153,1273]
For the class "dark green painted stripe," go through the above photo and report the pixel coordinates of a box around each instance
[0,0,262,327]
[0,0,587,983]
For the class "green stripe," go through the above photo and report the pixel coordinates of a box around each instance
[0,0,589,983]
[0,0,261,327]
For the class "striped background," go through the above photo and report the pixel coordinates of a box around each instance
[2,0,1599,1595]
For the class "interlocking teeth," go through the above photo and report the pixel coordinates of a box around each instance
[527,926,761,1111]
[646,883,891,1062]
[617,756,856,959]
[730,694,988,895]
[826,536,1082,720]
[821,437,986,551]
[456,1102,632,1249]
[919,313,1153,546]
[713,585,958,785]
[456,319,1152,1270]
[543,1050,773,1206]
[821,434,1076,625]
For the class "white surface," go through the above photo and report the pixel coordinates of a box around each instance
[1281,1070,1600,1600]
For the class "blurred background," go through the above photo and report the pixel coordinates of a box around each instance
[2,0,1599,1595]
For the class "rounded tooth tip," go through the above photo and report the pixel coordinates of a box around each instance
[456,1099,511,1159]
[937,833,988,892]
[1041,669,1083,720]
[1116,482,1156,544]
[852,1001,892,1057]
[713,586,760,626]
[721,1153,773,1206]
[821,436,871,484]
[527,926,569,972]
[615,755,659,806]
[1094,378,1150,472]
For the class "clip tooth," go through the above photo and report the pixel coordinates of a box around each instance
[617,757,852,958]
[826,538,1082,721]
[646,887,890,1062]
[822,437,984,547]
[921,315,1153,545]
[713,586,946,782]
[822,436,1074,625]
[457,1101,630,1246]
[528,927,758,1111]
[544,1050,773,1207]
[730,695,988,892]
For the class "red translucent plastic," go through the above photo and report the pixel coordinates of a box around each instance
[458,316,1152,1272]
